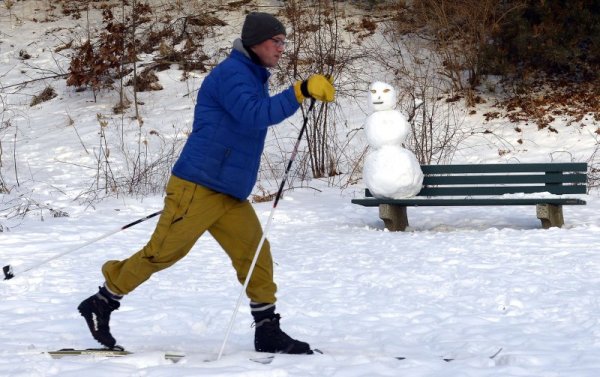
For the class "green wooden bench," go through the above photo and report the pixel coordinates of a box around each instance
[351,162,588,231]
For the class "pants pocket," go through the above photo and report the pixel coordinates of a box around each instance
[165,176,196,224]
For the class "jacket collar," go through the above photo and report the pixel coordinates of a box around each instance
[230,38,270,82]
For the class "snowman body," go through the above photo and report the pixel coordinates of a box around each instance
[363,81,423,199]
[365,110,408,148]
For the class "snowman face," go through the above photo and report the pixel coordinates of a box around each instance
[368,81,397,112]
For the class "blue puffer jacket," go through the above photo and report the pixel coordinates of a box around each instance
[172,40,300,200]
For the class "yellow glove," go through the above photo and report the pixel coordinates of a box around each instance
[293,74,335,103]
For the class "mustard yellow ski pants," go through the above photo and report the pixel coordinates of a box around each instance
[102,175,277,303]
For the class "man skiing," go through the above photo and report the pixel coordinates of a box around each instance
[77,12,335,354]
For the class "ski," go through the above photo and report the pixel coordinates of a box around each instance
[249,355,275,364]
[47,348,185,362]
[248,347,502,365]
[47,347,502,365]
[248,348,322,365]
[46,348,285,364]
[396,347,503,362]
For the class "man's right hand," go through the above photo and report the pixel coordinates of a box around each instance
[294,74,335,103]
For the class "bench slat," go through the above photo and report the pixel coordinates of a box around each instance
[419,185,587,196]
[365,184,587,197]
[424,173,587,185]
[421,162,587,174]
[351,197,587,207]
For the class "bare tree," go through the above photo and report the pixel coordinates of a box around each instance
[0,94,9,193]
[278,0,365,179]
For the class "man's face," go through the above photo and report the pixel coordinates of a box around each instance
[250,34,286,68]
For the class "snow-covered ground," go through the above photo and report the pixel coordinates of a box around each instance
[1,2,599,376]
[2,187,599,376]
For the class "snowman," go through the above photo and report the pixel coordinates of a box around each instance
[363,81,424,199]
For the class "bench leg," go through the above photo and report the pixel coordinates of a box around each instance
[536,204,564,229]
[379,204,409,231]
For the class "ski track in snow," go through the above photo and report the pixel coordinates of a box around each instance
[1,188,599,376]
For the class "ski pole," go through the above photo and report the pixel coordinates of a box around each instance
[217,99,316,360]
[2,210,163,280]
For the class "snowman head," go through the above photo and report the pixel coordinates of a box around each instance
[368,81,397,112]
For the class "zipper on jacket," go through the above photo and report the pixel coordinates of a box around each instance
[219,148,232,175]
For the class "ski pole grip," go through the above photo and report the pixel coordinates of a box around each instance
[3,265,14,280]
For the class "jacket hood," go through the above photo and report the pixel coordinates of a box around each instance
[233,38,251,59]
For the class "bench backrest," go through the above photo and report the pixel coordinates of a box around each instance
[367,163,588,197]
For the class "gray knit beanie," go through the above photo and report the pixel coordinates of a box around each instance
[241,12,286,46]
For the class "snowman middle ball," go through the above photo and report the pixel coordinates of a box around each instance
[364,110,410,149]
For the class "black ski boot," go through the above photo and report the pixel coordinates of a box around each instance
[254,314,313,354]
[77,286,121,348]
